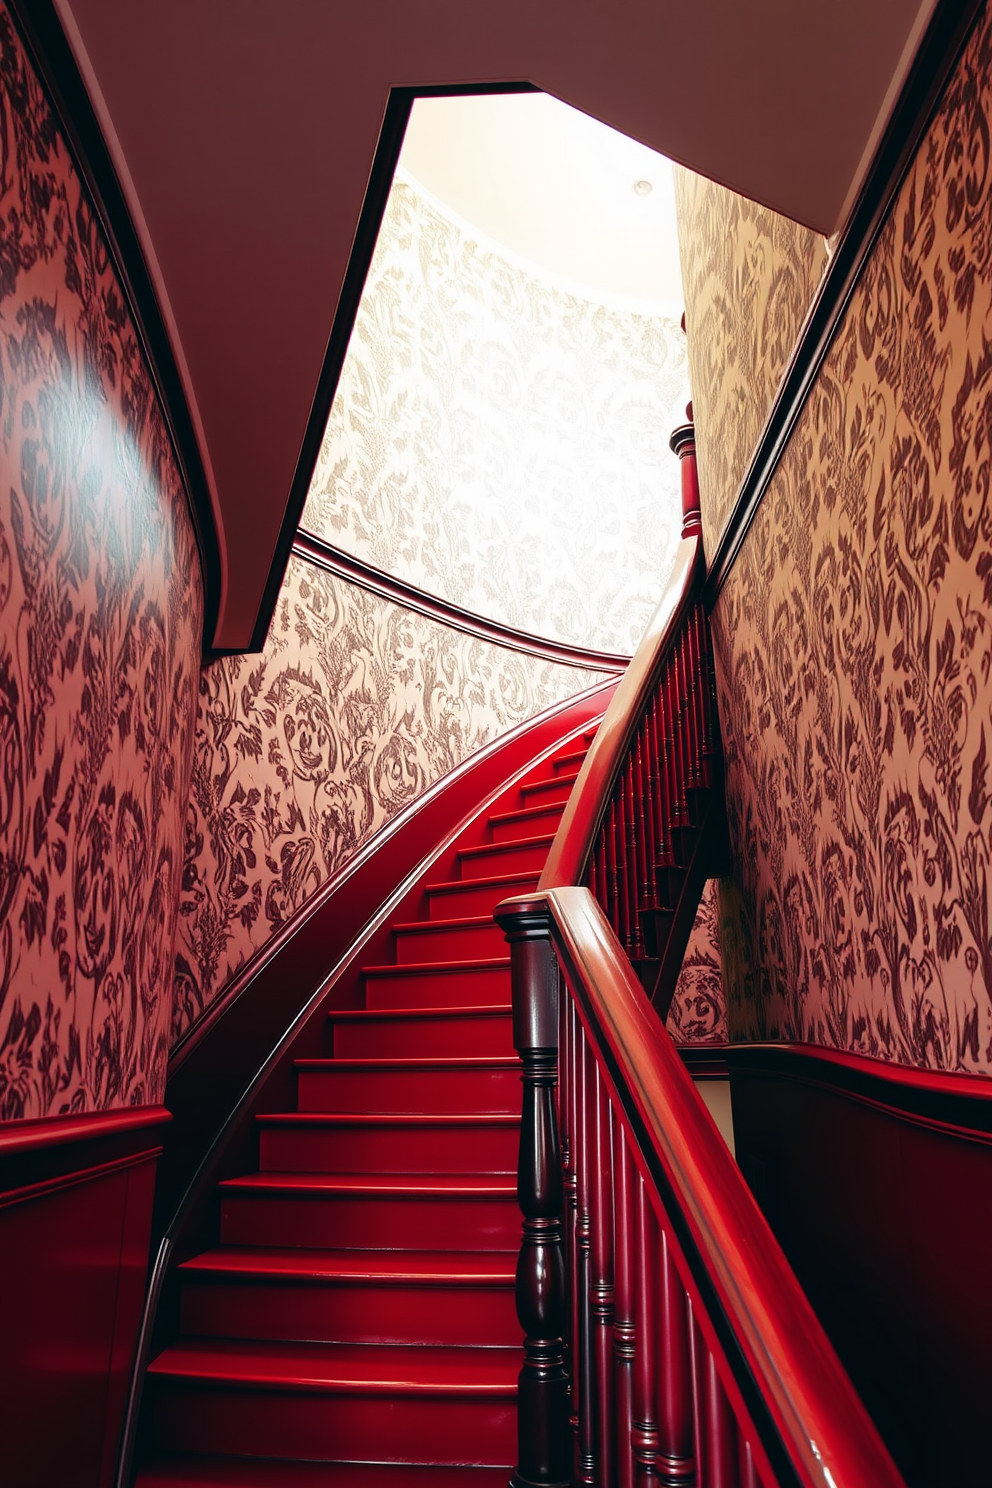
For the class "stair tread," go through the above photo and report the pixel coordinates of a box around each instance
[328,1004,511,1024]
[362,957,509,976]
[147,1338,519,1393]
[258,1113,519,1128]
[426,870,538,893]
[179,1247,516,1284]
[221,1171,516,1197]
[137,1458,511,1486]
[392,915,502,935]
[458,834,554,858]
[488,802,564,826]
[296,1056,519,1071]
[520,771,579,795]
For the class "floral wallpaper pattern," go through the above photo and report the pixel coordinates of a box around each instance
[667,879,727,1045]
[302,174,690,656]
[712,0,992,1074]
[0,8,203,1119]
[175,554,604,1039]
[674,166,828,560]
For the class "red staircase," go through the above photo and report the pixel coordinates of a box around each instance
[135,726,599,1487]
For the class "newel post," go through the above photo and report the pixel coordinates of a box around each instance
[668,402,700,539]
[495,896,570,1488]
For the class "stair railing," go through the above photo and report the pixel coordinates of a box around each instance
[495,417,906,1488]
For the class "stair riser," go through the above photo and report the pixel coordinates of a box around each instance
[395,921,506,962]
[258,1124,518,1175]
[490,808,563,843]
[427,878,538,920]
[220,1194,519,1250]
[331,1015,514,1059]
[297,1065,520,1114]
[520,776,578,806]
[364,967,510,1010]
[552,752,585,773]
[180,1281,519,1347]
[135,1461,513,1487]
[149,1386,516,1466]
[458,843,549,880]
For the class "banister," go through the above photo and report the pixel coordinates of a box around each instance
[496,886,907,1488]
[540,532,703,890]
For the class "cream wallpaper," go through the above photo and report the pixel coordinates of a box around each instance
[175,555,605,1038]
[302,175,691,656]
[667,880,728,1046]
[713,1,992,1074]
[674,167,828,558]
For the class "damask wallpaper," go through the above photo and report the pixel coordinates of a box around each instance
[673,167,828,560]
[667,879,728,1046]
[174,554,605,1039]
[302,174,690,657]
[713,1,992,1074]
[0,8,203,1120]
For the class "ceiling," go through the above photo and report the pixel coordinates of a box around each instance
[52,0,935,651]
[399,94,684,309]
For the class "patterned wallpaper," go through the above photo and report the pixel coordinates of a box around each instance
[302,175,690,656]
[0,8,203,1120]
[713,0,992,1074]
[174,554,605,1039]
[674,167,828,559]
[667,880,727,1046]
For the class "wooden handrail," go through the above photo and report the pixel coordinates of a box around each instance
[540,531,703,889]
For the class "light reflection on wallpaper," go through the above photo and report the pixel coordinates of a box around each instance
[174,555,605,1038]
[0,8,203,1119]
[302,175,690,656]
[713,2,992,1073]
[673,167,828,559]
[667,880,727,1045]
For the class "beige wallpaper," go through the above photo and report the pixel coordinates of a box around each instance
[674,167,828,558]
[175,555,605,1039]
[303,175,690,656]
[713,1,992,1074]
[0,7,203,1119]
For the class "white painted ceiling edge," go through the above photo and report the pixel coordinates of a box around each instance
[54,0,937,650]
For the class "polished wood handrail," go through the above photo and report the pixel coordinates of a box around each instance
[503,885,906,1488]
[540,532,703,890]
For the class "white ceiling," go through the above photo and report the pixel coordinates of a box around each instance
[400,93,684,310]
[53,0,936,650]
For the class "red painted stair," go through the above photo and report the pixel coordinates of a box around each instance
[136,723,600,1486]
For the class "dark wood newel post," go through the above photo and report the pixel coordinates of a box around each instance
[495,896,570,1488]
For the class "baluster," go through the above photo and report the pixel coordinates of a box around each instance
[613,1129,637,1488]
[738,1432,760,1488]
[591,1062,616,1488]
[567,1000,582,1461]
[651,693,672,874]
[701,1351,740,1488]
[638,720,659,913]
[588,843,599,902]
[559,964,574,1399]
[494,901,569,1488]
[577,1033,596,1485]
[605,799,619,934]
[623,763,643,958]
[687,608,707,788]
[594,834,609,919]
[615,789,630,952]
[656,1230,695,1486]
[680,630,700,793]
[632,1175,660,1488]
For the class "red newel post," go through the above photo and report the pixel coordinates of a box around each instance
[495,898,571,1488]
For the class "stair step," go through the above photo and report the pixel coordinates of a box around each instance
[362,958,511,1009]
[519,771,580,805]
[147,1339,517,1465]
[328,1006,514,1059]
[488,801,564,842]
[257,1113,518,1175]
[296,1057,520,1114]
[552,748,587,772]
[137,1457,512,1486]
[393,916,506,963]
[218,1172,519,1250]
[426,869,538,920]
[457,835,554,880]
[178,1247,518,1347]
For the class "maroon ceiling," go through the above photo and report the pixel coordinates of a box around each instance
[54,0,930,651]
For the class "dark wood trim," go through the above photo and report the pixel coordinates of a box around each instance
[0,1105,171,1201]
[677,1045,730,1080]
[703,0,986,608]
[245,79,540,656]
[726,1041,992,1145]
[6,0,222,652]
[293,530,630,673]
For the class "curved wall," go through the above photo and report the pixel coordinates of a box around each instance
[0,7,204,1119]
[302,175,690,657]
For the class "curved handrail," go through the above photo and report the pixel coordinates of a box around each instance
[540,885,906,1488]
[540,530,704,888]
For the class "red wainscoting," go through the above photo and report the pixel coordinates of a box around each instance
[0,1107,170,1488]
[728,1045,992,1488]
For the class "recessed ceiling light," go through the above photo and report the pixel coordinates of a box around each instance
[633,179,653,196]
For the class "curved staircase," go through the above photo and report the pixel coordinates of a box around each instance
[134,725,600,1487]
